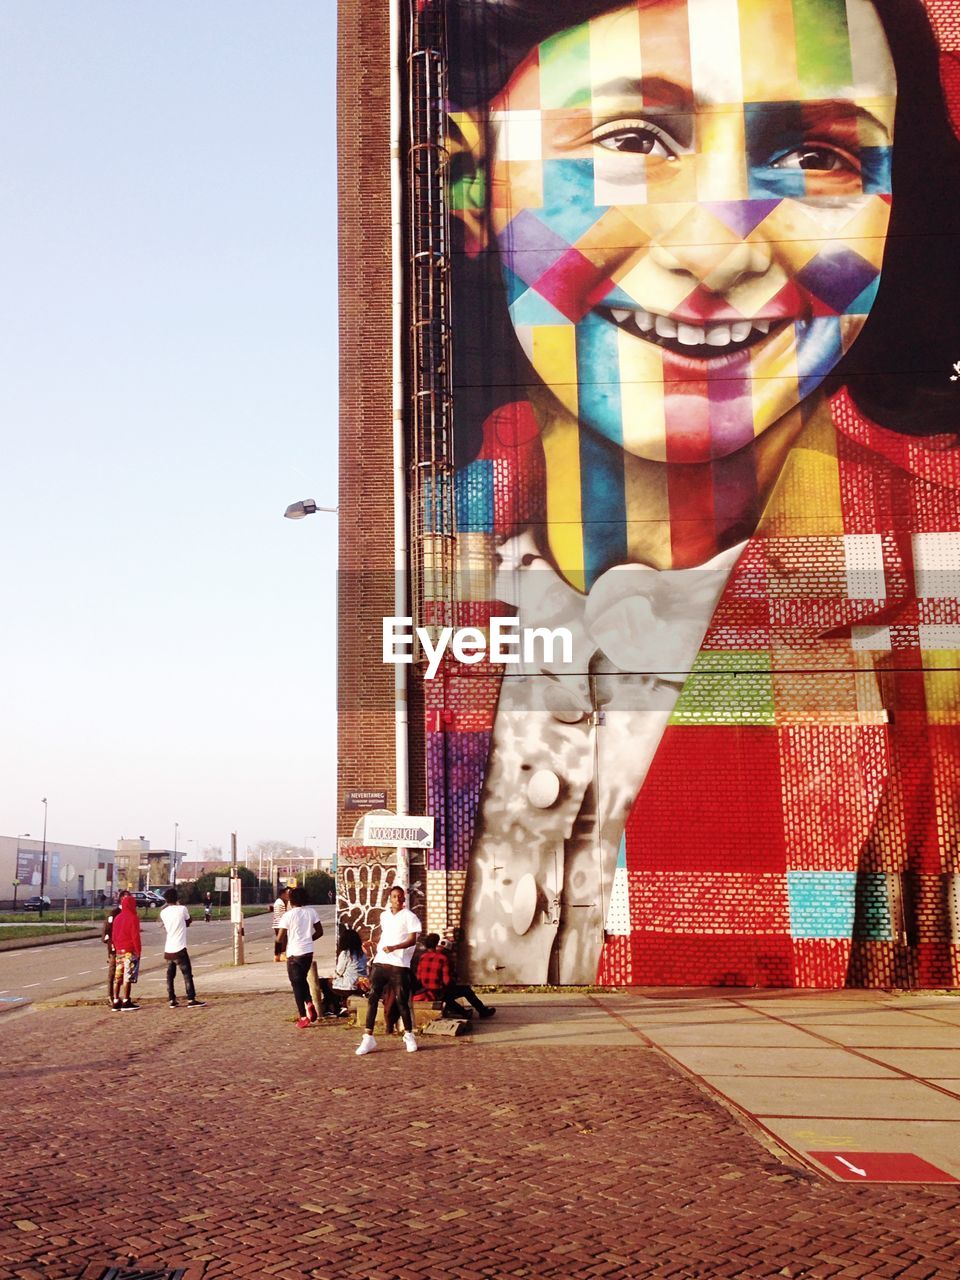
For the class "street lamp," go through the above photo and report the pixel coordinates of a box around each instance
[284,499,338,520]
[39,798,48,919]
[173,821,179,885]
[304,836,318,873]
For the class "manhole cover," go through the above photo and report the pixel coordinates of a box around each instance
[95,1269,186,1280]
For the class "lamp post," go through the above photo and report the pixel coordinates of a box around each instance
[39,799,48,919]
[283,500,337,520]
[304,835,318,873]
[284,500,339,903]
[173,821,179,885]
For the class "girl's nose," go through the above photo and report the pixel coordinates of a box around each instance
[648,215,773,296]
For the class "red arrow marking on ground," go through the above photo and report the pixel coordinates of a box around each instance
[809,1152,960,1183]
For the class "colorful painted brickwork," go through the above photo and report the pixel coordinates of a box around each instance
[416,0,960,987]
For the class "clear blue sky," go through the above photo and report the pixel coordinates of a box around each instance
[0,2,338,858]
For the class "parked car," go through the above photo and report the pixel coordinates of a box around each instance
[23,895,53,911]
[132,891,165,910]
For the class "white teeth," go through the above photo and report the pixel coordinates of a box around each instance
[705,325,732,347]
[677,322,705,346]
[604,304,778,350]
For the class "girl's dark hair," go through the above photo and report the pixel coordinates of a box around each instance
[338,925,363,956]
[445,0,960,443]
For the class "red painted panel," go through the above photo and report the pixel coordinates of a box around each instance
[626,726,786,873]
[628,932,794,988]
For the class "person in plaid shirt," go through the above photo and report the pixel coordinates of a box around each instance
[415,935,495,1021]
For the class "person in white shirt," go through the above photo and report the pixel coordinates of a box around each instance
[356,884,421,1056]
[276,886,323,1028]
[160,889,206,1009]
[272,885,290,962]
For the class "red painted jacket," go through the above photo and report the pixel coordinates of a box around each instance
[428,391,960,989]
[110,896,142,956]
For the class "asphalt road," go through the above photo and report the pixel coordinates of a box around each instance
[0,910,287,1005]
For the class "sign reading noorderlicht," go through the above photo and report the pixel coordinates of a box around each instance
[361,813,434,849]
[383,616,573,680]
[345,790,388,811]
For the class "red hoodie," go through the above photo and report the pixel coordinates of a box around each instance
[110,896,142,956]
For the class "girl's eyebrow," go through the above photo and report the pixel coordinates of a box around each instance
[587,76,693,110]
[745,99,891,147]
[589,80,891,141]
[797,99,891,138]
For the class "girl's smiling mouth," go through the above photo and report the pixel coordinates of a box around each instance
[595,303,792,359]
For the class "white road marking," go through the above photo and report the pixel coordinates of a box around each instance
[22,983,40,988]
[835,1157,867,1177]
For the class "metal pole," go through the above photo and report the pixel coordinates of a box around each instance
[39,799,48,918]
[231,831,244,965]
[173,821,179,885]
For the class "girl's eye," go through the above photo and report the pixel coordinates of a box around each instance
[594,125,678,160]
[773,146,855,173]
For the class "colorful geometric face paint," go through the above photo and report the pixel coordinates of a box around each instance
[485,0,896,480]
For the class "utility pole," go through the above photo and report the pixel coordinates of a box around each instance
[231,831,244,965]
[39,799,48,918]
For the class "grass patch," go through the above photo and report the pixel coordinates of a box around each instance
[0,904,271,926]
[0,924,99,941]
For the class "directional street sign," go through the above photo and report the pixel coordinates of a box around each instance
[361,814,434,849]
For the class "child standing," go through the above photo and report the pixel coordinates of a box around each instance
[110,894,143,1012]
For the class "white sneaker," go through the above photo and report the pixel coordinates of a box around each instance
[355,1034,377,1057]
[403,1031,418,1053]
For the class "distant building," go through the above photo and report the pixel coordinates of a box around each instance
[0,835,114,907]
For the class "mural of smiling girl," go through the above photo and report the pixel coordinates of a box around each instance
[419,0,960,988]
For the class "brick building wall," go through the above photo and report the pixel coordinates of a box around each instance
[336,0,399,845]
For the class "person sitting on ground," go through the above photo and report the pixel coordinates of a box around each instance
[276,885,323,1028]
[415,933,495,1021]
[110,893,143,1012]
[318,925,367,1017]
[160,888,206,1009]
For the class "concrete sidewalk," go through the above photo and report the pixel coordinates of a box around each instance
[153,950,960,1185]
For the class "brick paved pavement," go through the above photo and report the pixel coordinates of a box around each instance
[2,996,958,1280]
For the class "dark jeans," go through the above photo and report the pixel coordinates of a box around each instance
[443,983,488,1015]
[286,953,313,1017]
[165,949,196,1002]
[106,950,116,1000]
[274,928,285,958]
[365,963,413,1033]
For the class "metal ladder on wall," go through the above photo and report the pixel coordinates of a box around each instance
[404,0,456,926]
[405,0,456,645]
